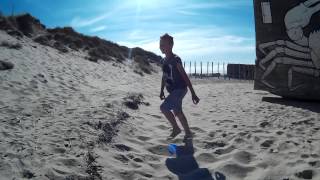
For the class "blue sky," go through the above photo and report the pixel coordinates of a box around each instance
[0,0,255,64]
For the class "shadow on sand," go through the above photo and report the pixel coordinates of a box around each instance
[165,139,226,180]
[262,96,320,113]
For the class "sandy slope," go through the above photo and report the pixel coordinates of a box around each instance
[0,31,160,180]
[1,31,320,180]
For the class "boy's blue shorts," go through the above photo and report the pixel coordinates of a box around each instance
[160,88,188,113]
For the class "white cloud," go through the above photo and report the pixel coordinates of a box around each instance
[119,38,160,53]
[173,32,255,60]
[90,25,107,33]
[71,14,108,28]
[70,4,123,28]
[117,26,255,63]
[176,10,199,16]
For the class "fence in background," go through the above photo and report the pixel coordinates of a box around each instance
[182,61,255,80]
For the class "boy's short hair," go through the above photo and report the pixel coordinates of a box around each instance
[160,33,174,46]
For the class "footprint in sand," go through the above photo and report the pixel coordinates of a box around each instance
[203,140,226,149]
[214,145,236,155]
[137,135,151,142]
[141,154,161,163]
[132,157,143,163]
[113,144,132,152]
[276,131,284,135]
[122,153,145,167]
[29,79,38,89]
[56,157,80,167]
[190,126,206,133]
[208,131,215,138]
[233,151,255,164]
[196,153,218,163]
[149,114,162,119]
[191,113,201,116]
[233,137,247,144]
[310,154,319,158]
[259,121,271,128]
[127,153,161,166]
[260,140,274,148]
[114,154,130,164]
[45,165,75,179]
[52,147,66,154]
[135,171,154,179]
[147,144,167,156]
[155,124,169,130]
[220,163,255,178]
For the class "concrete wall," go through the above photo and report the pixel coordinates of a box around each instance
[227,64,255,80]
[254,0,320,100]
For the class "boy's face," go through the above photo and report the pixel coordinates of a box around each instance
[159,39,172,54]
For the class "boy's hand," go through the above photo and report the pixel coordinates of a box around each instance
[160,91,165,100]
[192,93,200,104]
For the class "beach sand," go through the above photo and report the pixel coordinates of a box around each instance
[1,30,320,180]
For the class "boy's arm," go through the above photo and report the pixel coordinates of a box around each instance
[160,76,165,92]
[176,63,200,104]
[160,75,165,100]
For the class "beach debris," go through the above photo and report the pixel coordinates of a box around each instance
[0,60,14,70]
[22,169,35,179]
[308,161,319,167]
[295,169,313,179]
[123,93,149,110]
[82,109,130,144]
[259,121,270,128]
[84,150,102,180]
[260,140,273,148]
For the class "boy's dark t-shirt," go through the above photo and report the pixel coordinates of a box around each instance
[162,54,187,93]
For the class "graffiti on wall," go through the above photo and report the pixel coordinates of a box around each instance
[254,0,320,99]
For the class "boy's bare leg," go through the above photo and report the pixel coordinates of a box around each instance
[175,112,192,137]
[162,111,181,137]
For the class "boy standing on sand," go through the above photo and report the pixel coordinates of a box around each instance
[159,33,200,140]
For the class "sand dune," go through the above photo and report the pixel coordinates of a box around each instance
[1,30,320,180]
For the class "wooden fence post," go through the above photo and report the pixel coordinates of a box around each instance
[211,61,213,76]
[200,61,203,79]
[217,62,220,79]
[189,61,191,77]
[223,62,226,80]
[207,62,209,78]
[194,61,197,78]
[238,64,241,80]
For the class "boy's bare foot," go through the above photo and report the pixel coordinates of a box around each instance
[167,128,181,139]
